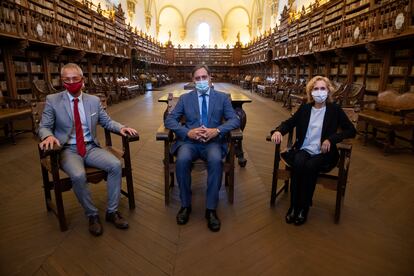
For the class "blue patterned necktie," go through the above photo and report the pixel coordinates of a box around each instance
[201,94,208,126]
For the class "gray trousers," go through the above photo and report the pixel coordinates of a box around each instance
[60,143,122,217]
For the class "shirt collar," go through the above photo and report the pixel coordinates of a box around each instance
[197,88,210,97]
[67,91,83,102]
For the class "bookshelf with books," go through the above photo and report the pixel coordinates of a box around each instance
[0,49,7,95]
[386,48,414,93]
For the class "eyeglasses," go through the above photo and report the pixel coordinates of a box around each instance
[62,76,83,83]
[194,75,209,81]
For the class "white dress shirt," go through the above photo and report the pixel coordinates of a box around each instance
[66,92,93,144]
[301,106,326,155]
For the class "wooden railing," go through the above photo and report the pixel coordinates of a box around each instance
[0,0,167,65]
[241,0,413,64]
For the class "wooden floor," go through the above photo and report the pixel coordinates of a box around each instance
[0,83,413,275]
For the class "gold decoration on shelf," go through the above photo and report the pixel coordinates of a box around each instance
[127,0,137,21]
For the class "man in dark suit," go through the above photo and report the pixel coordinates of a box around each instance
[38,63,138,236]
[164,65,240,232]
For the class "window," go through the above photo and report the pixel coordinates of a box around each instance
[198,22,210,46]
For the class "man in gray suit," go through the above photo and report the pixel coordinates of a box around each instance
[165,65,240,232]
[39,63,137,236]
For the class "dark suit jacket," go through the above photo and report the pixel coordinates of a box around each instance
[273,102,356,168]
[164,89,240,154]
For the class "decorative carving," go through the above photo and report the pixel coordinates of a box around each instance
[87,38,91,49]
[395,12,405,31]
[66,33,72,44]
[353,26,360,41]
[127,0,137,21]
[327,34,332,46]
[36,23,44,38]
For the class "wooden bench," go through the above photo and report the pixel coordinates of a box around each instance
[0,96,32,144]
[358,90,414,154]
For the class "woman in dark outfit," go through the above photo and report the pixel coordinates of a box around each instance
[271,76,356,225]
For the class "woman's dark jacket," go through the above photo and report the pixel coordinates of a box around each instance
[272,102,356,168]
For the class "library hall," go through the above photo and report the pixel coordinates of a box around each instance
[0,0,413,275]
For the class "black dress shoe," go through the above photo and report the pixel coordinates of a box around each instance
[176,206,192,225]
[205,209,221,232]
[88,215,103,236]
[294,208,309,226]
[285,207,297,224]
[106,211,129,229]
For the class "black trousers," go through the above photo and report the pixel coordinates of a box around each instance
[282,149,338,209]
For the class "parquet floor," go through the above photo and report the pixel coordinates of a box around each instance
[0,83,413,275]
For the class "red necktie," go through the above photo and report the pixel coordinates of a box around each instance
[73,98,86,157]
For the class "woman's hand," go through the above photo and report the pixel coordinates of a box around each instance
[271,131,283,144]
[321,139,331,153]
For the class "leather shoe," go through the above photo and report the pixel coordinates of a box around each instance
[176,206,192,225]
[205,209,221,232]
[285,207,297,224]
[88,215,103,236]
[105,211,129,229]
[294,208,309,226]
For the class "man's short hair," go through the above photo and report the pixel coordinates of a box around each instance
[192,64,210,77]
[61,63,83,77]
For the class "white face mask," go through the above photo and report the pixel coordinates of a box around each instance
[311,89,328,103]
[195,80,209,93]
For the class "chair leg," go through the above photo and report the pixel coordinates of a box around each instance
[363,122,369,145]
[228,169,234,204]
[125,170,135,210]
[164,161,170,205]
[270,144,281,205]
[41,166,52,211]
[334,182,343,224]
[50,154,68,231]
[53,182,68,231]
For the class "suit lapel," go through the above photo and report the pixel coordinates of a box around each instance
[191,90,201,124]
[82,94,93,134]
[61,92,73,122]
[321,103,331,138]
[207,89,215,124]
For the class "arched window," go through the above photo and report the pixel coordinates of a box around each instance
[198,22,210,46]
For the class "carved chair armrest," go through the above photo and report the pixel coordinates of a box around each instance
[38,143,62,158]
[337,140,353,152]
[229,128,243,141]
[106,129,140,142]
[156,125,173,141]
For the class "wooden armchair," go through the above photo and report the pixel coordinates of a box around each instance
[156,93,243,205]
[266,109,356,223]
[358,90,414,153]
[32,99,139,231]
[32,79,58,101]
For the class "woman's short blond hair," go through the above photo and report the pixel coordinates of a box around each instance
[305,75,335,103]
[60,63,83,77]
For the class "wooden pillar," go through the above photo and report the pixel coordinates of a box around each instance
[2,48,17,98]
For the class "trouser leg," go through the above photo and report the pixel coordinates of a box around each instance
[175,143,199,207]
[291,150,311,209]
[201,143,223,210]
[85,145,122,214]
[60,145,98,217]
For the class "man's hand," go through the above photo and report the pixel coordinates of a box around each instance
[187,127,205,141]
[200,127,219,142]
[271,131,283,144]
[39,136,61,150]
[321,139,331,153]
[120,127,138,136]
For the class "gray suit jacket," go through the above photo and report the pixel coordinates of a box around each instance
[38,91,124,146]
[164,89,240,154]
